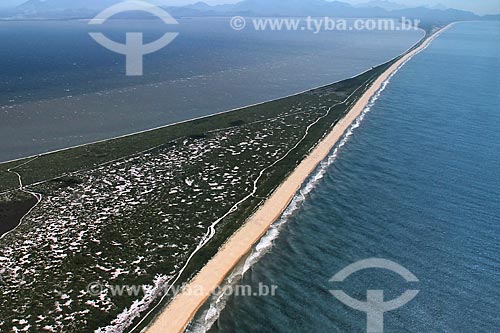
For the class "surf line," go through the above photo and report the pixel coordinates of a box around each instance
[109,77,373,333]
[185,23,457,333]
[143,24,452,333]
[188,37,421,333]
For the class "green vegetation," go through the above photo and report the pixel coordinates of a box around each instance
[0,63,386,193]
[0,59,397,333]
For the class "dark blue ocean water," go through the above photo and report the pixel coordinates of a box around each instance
[0,18,421,161]
[195,21,500,333]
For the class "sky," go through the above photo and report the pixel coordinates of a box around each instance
[1,0,499,15]
[169,0,499,15]
[347,0,500,15]
[185,0,499,15]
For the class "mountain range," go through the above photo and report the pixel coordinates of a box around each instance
[0,0,496,22]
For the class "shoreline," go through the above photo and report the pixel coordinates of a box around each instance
[144,24,452,333]
[0,31,426,167]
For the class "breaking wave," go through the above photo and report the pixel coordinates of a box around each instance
[185,62,409,333]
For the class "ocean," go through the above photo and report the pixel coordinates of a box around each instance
[189,21,500,332]
[0,18,422,162]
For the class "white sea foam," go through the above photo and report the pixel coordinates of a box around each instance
[186,61,412,333]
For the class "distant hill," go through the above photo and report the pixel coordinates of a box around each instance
[4,0,484,23]
[227,0,388,17]
[167,0,477,22]
[354,0,407,11]
[391,7,478,24]
[482,14,500,20]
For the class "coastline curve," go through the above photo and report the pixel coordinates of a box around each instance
[144,23,454,333]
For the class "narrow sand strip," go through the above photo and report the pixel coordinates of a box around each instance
[146,26,451,333]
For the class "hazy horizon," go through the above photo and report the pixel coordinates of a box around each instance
[2,0,499,15]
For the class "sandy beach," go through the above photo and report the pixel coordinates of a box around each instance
[145,26,451,333]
